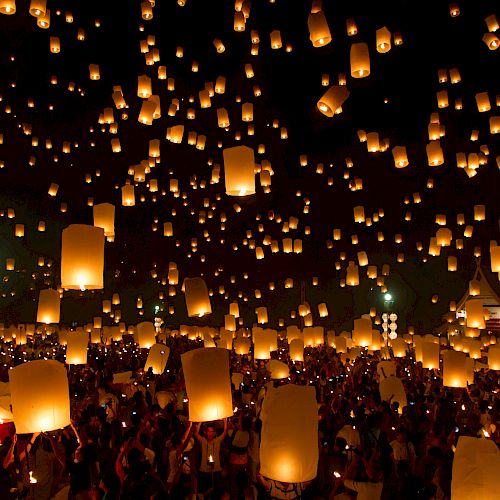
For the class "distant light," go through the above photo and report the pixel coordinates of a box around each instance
[384,293,393,301]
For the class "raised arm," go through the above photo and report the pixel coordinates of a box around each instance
[194,422,202,442]
[176,422,194,457]
[2,434,17,469]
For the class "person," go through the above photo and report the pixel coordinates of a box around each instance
[227,413,251,499]
[194,418,228,497]
[341,453,383,500]
[165,421,193,495]
[390,426,416,473]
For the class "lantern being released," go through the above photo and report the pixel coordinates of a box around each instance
[451,436,500,500]
[223,145,256,196]
[9,360,70,434]
[144,344,170,374]
[260,385,318,483]
[183,277,212,317]
[137,321,156,348]
[60,224,105,290]
[181,348,233,422]
[66,330,89,365]
[36,288,60,324]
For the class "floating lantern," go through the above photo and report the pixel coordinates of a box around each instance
[36,289,60,324]
[465,299,485,329]
[317,86,349,117]
[223,145,255,196]
[376,26,391,53]
[181,348,233,422]
[9,360,70,434]
[61,225,104,290]
[451,436,500,500]
[308,11,332,47]
[260,385,318,483]
[137,321,156,348]
[144,344,170,374]
[289,338,304,361]
[350,42,370,78]
[443,350,467,388]
[268,359,289,379]
[353,318,372,347]
[93,203,115,238]
[183,277,212,317]
[66,330,88,365]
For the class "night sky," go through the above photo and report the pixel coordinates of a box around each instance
[0,0,498,333]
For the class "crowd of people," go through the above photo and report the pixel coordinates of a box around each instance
[0,332,499,499]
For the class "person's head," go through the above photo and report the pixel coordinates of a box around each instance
[205,425,216,440]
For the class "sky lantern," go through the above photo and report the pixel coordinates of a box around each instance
[317,86,349,117]
[268,359,289,379]
[422,342,440,369]
[93,203,115,239]
[443,350,467,388]
[350,42,370,78]
[61,225,105,290]
[36,289,60,324]
[121,184,135,206]
[144,344,170,374]
[376,26,391,53]
[289,338,304,361]
[308,11,332,47]
[465,299,485,329]
[9,360,70,434]
[181,348,233,422]
[29,0,46,17]
[137,321,156,348]
[223,145,255,196]
[451,436,500,500]
[183,277,212,317]
[260,385,318,483]
[379,376,407,412]
[0,0,16,15]
[353,318,372,347]
[66,330,89,365]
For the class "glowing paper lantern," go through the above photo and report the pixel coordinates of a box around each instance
[353,318,372,347]
[465,299,485,329]
[29,0,46,17]
[487,346,500,370]
[144,344,170,374]
[350,42,370,78]
[93,203,115,238]
[260,385,318,483]
[183,277,212,317]
[234,337,251,355]
[137,321,156,348]
[317,86,350,117]
[268,360,289,379]
[308,11,332,47]
[443,350,467,388]
[223,146,256,196]
[66,330,88,365]
[0,0,16,15]
[36,288,60,324]
[376,26,391,53]
[379,376,407,411]
[452,436,500,500]
[60,225,105,290]
[9,360,70,434]
[181,348,233,422]
[373,361,393,381]
[422,342,440,369]
[289,338,304,361]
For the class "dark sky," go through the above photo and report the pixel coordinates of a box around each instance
[0,0,498,332]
